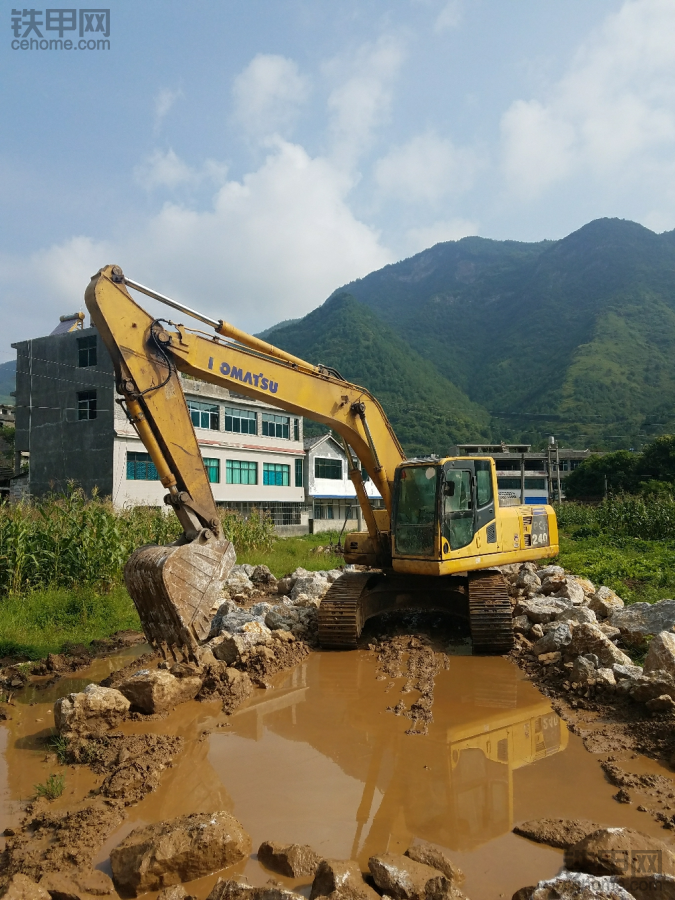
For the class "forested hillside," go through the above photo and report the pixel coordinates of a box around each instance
[271,218,675,451]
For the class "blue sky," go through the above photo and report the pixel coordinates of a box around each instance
[2,0,673,359]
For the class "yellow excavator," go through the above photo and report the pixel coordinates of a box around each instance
[85,265,559,658]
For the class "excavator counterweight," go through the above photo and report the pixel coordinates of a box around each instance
[85,265,559,658]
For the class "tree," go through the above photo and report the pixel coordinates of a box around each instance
[563,450,639,500]
[639,435,675,483]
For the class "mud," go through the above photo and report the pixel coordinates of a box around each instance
[372,636,450,735]
[2,612,675,898]
[510,638,675,833]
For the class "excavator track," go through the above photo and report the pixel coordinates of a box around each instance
[318,573,373,649]
[468,570,515,655]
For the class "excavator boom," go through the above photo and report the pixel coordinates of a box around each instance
[85,265,404,656]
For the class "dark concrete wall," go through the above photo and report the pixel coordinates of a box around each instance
[12,328,115,498]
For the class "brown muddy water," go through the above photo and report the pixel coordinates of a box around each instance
[0,645,671,899]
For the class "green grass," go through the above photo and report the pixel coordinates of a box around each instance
[555,531,675,605]
[0,584,140,659]
[237,531,344,578]
[34,773,65,801]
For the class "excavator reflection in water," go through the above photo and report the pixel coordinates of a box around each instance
[213,653,568,862]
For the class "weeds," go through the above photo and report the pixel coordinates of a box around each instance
[47,734,69,765]
[34,773,65,800]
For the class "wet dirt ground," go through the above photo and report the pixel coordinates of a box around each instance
[1,629,674,899]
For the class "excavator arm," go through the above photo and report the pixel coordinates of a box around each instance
[85,264,406,656]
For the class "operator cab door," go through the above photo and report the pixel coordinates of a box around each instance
[442,459,496,554]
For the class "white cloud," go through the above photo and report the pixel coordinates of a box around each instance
[374,131,480,203]
[134,150,228,191]
[154,88,183,131]
[434,1,463,33]
[501,0,675,200]
[1,141,392,347]
[405,218,477,255]
[325,35,406,170]
[233,54,310,138]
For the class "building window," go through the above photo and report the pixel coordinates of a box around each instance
[263,463,290,486]
[262,413,289,439]
[570,460,582,471]
[295,459,303,487]
[315,457,342,479]
[77,335,97,367]
[294,418,300,441]
[361,466,370,482]
[127,451,159,480]
[314,502,334,520]
[498,477,547,491]
[188,399,219,430]
[226,460,258,485]
[204,458,220,483]
[77,390,97,420]
[225,407,257,435]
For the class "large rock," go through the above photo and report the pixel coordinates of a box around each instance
[117,669,202,714]
[212,627,273,665]
[630,671,675,703]
[517,598,571,624]
[368,853,450,900]
[54,684,130,734]
[207,879,303,900]
[610,599,675,647]
[250,565,277,586]
[589,587,624,619]
[566,623,633,668]
[258,841,321,877]
[537,565,565,579]
[615,873,675,899]
[555,607,597,627]
[527,872,635,899]
[571,656,597,685]
[290,575,330,605]
[539,575,567,596]
[554,580,585,606]
[515,571,542,593]
[405,843,464,886]
[1,875,51,900]
[532,623,572,656]
[564,827,675,877]
[310,860,380,900]
[513,819,605,849]
[110,810,251,895]
[644,631,675,678]
[39,870,116,900]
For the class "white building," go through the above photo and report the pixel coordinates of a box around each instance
[303,433,382,534]
[115,375,309,532]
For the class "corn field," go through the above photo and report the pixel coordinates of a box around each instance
[0,487,275,595]
[555,494,675,541]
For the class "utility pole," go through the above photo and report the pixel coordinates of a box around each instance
[520,452,525,504]
[555,441,562,503]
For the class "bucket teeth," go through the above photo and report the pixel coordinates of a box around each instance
[124,534,235,655]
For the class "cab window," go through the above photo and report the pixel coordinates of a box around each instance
[443,470,475,551]
[475,460,493,507]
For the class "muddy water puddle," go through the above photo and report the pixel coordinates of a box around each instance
[0,646,672,899]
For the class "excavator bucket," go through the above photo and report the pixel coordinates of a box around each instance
[124,533,235,657]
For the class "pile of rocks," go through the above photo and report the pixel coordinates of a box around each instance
[511,820,675,898]
[107,817,468,899]
[51,566,343,735]
[204,566,343,666]
[504,563,675,713]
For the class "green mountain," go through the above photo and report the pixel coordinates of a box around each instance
[0,360,15,406]
[311,218,675,450]
[270,292,491,457]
